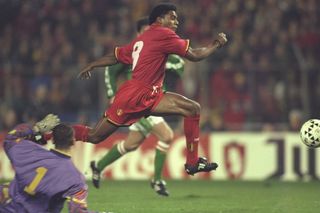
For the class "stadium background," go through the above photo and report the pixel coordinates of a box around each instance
[1,0,320,181]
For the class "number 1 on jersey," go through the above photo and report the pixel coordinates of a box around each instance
[132,41,143,70]
[24,167,48,195]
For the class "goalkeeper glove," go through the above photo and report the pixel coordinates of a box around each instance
[33,114,60,134]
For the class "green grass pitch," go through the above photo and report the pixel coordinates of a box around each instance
[61,180,320,213]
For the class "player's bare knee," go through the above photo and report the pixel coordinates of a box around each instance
[189,101,201,116]
[124,143,139,152]
[161,129,174,144]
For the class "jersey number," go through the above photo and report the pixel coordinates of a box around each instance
[24,167,48,195]
[132,41,144,70]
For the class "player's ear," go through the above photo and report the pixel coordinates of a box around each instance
[156,16,164,24]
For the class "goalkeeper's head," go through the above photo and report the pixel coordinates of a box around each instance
[52,123,75,150]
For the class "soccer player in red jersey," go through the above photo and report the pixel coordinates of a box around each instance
[74,3,228,175]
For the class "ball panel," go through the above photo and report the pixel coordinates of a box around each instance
[300,119,320,148]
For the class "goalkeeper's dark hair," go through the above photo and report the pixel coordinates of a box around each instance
[52,123,74,149]
[136,17,149,33]
[149,3,177,25]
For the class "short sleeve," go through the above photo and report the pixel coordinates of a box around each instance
[161,30,189,56]
[115,45,133,65]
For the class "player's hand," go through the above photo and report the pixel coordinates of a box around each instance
[33,114,60,133]
[214,32,228,48]
[78,65,93,79]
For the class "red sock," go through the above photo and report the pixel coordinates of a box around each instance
[72,124,89,141]
[184,115,200,166]
[43,132,52,141]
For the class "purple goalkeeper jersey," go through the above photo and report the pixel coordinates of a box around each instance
[2,124,88,213]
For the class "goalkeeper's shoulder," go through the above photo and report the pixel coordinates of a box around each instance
[6,123,34,140]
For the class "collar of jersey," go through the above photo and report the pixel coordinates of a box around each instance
[50,149,72,158]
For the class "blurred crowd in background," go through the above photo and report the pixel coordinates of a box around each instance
[0,0,319,132]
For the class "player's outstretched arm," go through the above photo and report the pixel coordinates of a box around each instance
[5,114,59,141]
[78,53,118,79]
[185,32,228,62]
[4,114,60,148]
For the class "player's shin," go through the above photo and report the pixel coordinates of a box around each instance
[97,140,127,171]
[184,115,200,166]
[154,141,169,180]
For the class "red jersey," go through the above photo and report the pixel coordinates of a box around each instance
[115,24,189,88]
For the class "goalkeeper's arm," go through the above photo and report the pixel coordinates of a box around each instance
[4,123,49,147]
[65,189,109,213]
[4,114,60,146]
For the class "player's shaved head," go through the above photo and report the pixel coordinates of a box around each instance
[149,3,177,25]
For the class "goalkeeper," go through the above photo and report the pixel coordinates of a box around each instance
[0,114,110,213]
[90,17,185,197]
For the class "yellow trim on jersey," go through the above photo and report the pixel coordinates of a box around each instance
[51,149,72,157]
[8,129,17,135]
[3,186,9,199]
[66,196,87,207]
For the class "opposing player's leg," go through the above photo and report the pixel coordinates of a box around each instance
[91,129,145,188]
[91,116,173,195]
[149,118,173,196]
[151,92,218,175]
[98,130,144,169]
[73,116,119,144]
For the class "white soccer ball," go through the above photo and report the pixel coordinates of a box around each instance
[300,119,320,148]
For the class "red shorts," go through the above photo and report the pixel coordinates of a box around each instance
[105,79,163,126]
